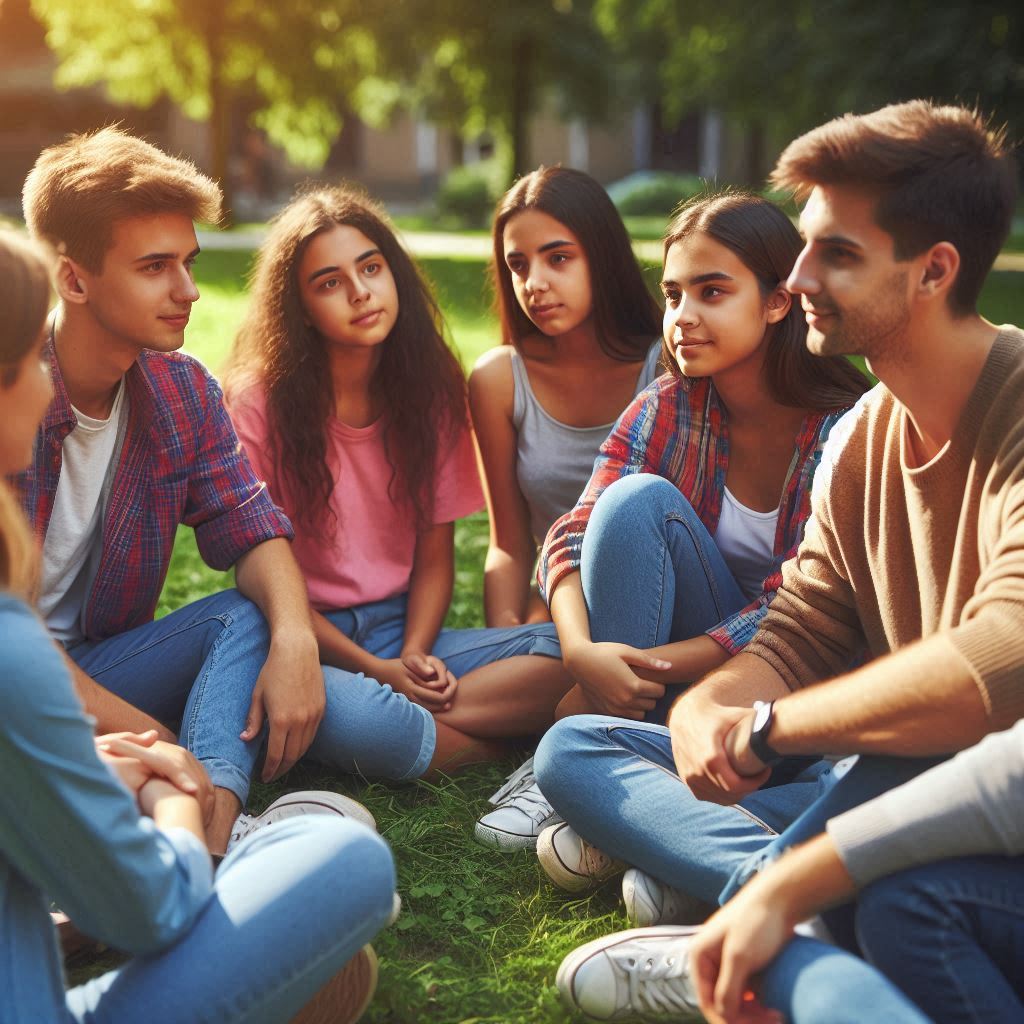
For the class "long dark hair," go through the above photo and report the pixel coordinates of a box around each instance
[664,192,871,410]
[492,165,661,360]
[223,185,467,533]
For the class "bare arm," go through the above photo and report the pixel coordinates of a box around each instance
[728,635,989,777]
[690,834,853,1024]
[63,649,176,742]
[403,521,455,655]
[469,349,538,627]
[234,537,324,781]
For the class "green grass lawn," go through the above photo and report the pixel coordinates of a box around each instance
[145,250,1024,1024]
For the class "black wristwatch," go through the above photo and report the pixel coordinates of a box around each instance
[749,700,783,768]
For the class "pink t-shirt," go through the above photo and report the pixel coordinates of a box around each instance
[229,386,484,610]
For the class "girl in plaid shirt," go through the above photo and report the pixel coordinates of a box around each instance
[476,193,871,853]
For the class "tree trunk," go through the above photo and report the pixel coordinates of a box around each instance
[509,32,533,181]
[203,4,234,225]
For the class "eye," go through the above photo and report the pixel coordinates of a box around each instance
[506,257,526,277]
[549,252,569,266]
[321,277,340,291]
[363,261,381,276]
[702,285,724,299]
[825,245,857,264]
[661,289,681,308]
[143,260,165,273]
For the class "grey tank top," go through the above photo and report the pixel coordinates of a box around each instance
[512,341,663,544]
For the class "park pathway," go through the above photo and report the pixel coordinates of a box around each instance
[197,228,1024,271]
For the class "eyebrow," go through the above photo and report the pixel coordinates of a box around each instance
[505,239,577,258]
[660,271,734,288]
[307,248,382,284]
[134,246,201,264]
[803,233,862,249]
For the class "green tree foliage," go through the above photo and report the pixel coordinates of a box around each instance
[30,0,397,214]
[596,0,1023,174]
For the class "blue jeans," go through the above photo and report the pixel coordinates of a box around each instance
[71,589,560,805]
[534,716,840,903]
[580,474,746,721]
[64,816,395,1024]
[757,936,934,1024]
[856,856,1024,1023]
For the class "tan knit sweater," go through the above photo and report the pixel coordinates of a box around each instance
[746,326,1024,729]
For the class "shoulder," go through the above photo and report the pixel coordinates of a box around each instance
[133,349,224,417]
[469,345,515,409]
[810,384,887,506]
[0,595,69,703]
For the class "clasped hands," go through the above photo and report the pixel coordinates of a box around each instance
[95,730,215,824]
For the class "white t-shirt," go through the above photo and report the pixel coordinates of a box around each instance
[713,486,779,601]
[39,381,128,644]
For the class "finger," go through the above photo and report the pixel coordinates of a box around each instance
[617,706,646,721]
[630,677,668,699]
[691,943,718,1014]
[97,729,159,747]
[99,740,199,793]
[622,649,673,672]
[240,689,265,742]
[716,947,747,1021]
[404,653,435,679]
[261,724,286,783]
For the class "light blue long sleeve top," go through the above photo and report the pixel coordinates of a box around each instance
[0,593,212,1022]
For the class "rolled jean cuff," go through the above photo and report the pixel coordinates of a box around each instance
[200,757,252,806]
[399,703,436,780]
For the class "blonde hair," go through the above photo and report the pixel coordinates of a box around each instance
[0,229,51,596]
[23,126,222,273]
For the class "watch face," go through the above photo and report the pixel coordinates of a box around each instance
[753,701,772,733]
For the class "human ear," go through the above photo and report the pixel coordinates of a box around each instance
[918,242,960,299]
[55,256,88,304]
[765,285,793,324]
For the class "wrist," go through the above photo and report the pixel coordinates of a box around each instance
[726,710,769,776]
[270,622,317,653]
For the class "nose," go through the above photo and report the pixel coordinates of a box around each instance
[524,260,549,295]
[172,265,200,304]
[348,273,371,305]
[674,295,700,329]
[786,245,817,296]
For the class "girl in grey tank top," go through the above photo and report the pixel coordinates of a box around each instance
[469,166,664,629]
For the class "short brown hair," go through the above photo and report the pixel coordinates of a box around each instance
[0,228,51,383]
[772,101,1017,315]
[23,126,222,273]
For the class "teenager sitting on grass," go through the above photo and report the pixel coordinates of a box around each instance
[16,127,387,856]
[476,193,869,853]
[0,227,395,1024]
[224,186,572,776]
[547,100,1024,1024]
[470,165,663,632]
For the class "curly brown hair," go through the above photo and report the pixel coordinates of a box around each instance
[223,185,468,535]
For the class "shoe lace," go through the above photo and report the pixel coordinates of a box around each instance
[488,756,537,805]
[613,943,700,1017]
[579,837,616,876]
[227,812,256,850]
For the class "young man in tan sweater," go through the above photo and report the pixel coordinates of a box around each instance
[535,100,1023,1021]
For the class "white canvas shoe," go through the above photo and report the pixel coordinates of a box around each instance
[536,821,625,892]
[622,868,716,927]
[474,756,562,850]
[557,926,704,1021]
[227,790,377,853]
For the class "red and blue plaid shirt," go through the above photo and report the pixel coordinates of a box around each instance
[539,374,851,655]
[13,342,293,641]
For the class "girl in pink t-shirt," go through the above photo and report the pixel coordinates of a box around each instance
[224,186,569,778]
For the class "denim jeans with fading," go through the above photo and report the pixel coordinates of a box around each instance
[71,588,560,805]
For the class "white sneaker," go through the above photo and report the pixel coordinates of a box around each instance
[474,756,563,850]
[556,926,703,1021]
[622,869,716,927]
[536,821,625,892]
[227,790,377,853]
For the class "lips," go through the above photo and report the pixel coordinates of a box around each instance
[530,303,561,317]
[351,309,384,327]
[159,312,190,329]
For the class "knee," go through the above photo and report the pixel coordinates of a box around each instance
[215,589,272,644]
[590,474,686,535]
[855,868,942,969]
[535,715,605,804]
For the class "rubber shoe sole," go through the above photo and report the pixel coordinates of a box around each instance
[291,944,378,1024]
[474,816,558,851]
[262,790,378,833]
